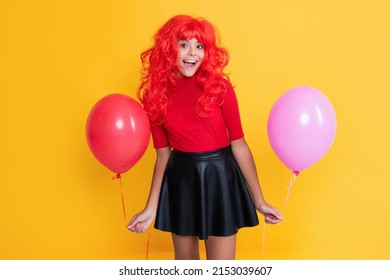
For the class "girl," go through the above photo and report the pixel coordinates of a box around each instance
[128,15,282,260]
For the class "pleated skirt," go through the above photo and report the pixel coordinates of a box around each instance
[154,146,259,240]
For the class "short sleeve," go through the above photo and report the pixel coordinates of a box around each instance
[150,123,170,149]
[221,80,244,140]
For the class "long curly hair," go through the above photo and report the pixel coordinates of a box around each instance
[137,15,230,125]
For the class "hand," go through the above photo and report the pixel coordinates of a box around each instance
[127,209,155,234]
[256,202,283,224]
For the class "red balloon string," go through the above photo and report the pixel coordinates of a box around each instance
[113,174,151,260]
[145,231,150,260]
[119,176,128,227]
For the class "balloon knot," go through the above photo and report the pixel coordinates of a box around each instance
[112,173,122,180]
[293,171,300,176]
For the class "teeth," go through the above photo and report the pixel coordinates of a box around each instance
[184,60,197,65]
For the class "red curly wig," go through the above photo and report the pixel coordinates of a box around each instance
[137,15,230,125]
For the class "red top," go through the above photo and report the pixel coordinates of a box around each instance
[151,76,244,152]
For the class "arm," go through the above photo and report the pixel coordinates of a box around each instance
[128,146,171,233]
[231,138,282,224]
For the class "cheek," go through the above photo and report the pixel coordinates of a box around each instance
[176,48,184,58]
[176,52,183,65]
[199,52,205,63]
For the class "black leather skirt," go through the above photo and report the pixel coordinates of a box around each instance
[154,146,259,240]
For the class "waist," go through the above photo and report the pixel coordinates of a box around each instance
[172,145,232,160]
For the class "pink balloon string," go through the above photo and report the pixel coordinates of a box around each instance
[284,171,297,215]
[262,171,298,259]
[262,222,267,260]
[112,175,151,260]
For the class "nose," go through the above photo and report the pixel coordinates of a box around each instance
[188,46,196,56]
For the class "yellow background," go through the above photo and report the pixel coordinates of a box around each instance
[1,0,389,260]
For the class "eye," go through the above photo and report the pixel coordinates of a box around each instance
[178,41,188,48]
[197,43,204,49]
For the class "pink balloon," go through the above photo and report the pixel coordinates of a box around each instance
[86,94,150,175]
[267,86,336,174]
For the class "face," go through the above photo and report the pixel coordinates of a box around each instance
[176,38,204,77]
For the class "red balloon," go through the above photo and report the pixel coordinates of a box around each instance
[86,94,150,175]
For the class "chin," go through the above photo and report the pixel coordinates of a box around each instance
[180,70,198,77]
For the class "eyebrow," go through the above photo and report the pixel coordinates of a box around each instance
[177,39,200,42]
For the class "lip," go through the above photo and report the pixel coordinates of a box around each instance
[183,59,198,66]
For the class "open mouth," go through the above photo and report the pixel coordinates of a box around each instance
[183,60,197,67]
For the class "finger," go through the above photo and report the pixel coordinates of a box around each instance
[128,221,138,231]
[267,208,283,221]
[128,224,139,232]
[128,215,138,226]
[135,223,144,233]
[265,215,281,224]
[275,210,283,220]
[269,207,282,218]
[265,219,277,224]
[128,215,141,229]
[128,222,141,232]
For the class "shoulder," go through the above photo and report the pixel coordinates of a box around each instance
[221,77,233,88]
[221,78,236,94]
[221,78,237,100]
